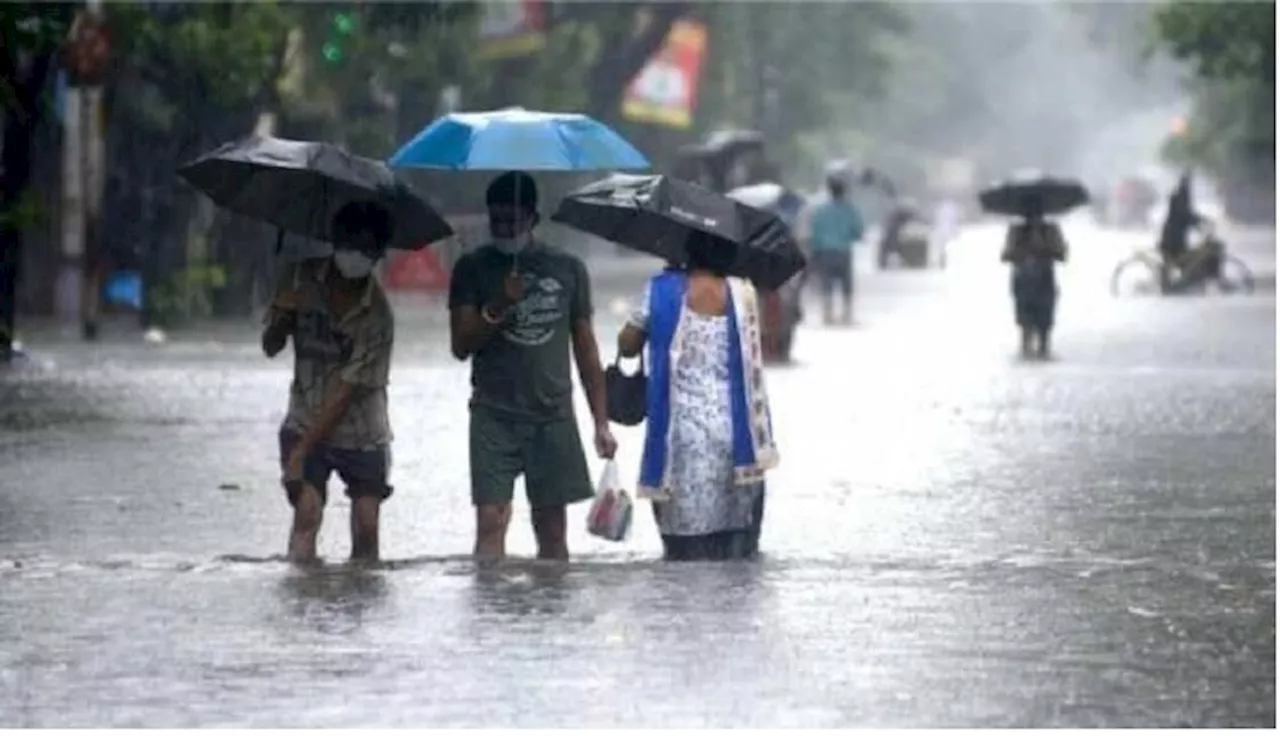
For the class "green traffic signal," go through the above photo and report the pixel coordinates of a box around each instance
[332,12,355,35]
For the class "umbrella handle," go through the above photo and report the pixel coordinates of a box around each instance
[274,228,285,255]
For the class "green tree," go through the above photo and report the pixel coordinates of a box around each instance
[1152,1,1275,219]
[1154,1,1275,84]
[0,3,72,360]
[105,2,300,323]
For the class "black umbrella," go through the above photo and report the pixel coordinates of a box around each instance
[551,173,806,291]
[979,174,1089,218]
[178,135,453,252]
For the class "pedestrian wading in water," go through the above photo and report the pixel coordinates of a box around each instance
[262,201,398,564]
[448,171,617,563]
[1001,208,1067,359]
[617,232,779,561]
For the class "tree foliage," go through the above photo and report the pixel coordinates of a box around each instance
[1151,1,1275,201]
[1154,1,1275,84]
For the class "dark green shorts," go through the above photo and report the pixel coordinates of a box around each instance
[469,407,594,509]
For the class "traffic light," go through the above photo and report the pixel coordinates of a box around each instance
[322,10,357,65]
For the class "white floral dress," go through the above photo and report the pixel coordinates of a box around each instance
[629,286,765,537]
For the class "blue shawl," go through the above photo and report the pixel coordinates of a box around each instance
[638,271,778,499]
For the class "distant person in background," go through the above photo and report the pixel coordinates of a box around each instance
[930,198,962,269]
[805,175,865,325]
[1157,172,1204,290]
[1001,205,1067,359]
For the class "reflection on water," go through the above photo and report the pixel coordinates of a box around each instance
[0,243,1273,726]
[468,560,577,619]
[277,566,390,636]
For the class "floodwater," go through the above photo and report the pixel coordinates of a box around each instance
[0,221,1274,727]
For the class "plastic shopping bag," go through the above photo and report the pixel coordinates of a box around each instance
[586,460,632,542]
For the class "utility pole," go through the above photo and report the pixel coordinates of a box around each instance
[58,75,84,328]
[59,0,110,339]
[81,0,107,340]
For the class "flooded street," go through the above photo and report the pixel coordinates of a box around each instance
[0,222,1274,727]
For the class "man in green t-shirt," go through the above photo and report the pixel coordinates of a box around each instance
[448,171,617,561]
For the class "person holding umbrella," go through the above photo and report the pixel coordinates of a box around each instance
[552,173,800,559]
[980,174,1085,360]
[448,171,617,562]
[616,232,778,560]
[1000,202,1068,359]
[262,201,398,564]
[179,134,453,564]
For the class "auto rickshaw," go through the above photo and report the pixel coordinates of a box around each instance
[877,199,933,269]
[676,131,803,364]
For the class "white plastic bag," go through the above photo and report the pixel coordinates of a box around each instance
[586,460,632,542]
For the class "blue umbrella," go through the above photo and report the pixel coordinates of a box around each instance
[388,107,650,171]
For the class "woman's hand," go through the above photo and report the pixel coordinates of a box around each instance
[617,325,646,358]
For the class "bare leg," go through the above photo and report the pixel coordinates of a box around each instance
[532,505,569,561]
[1020,327,1035,358]
[349,496,381,563]
[1036,329,1051,359]
[288,484,324,564]
[841,265,854,325]
[474,504,512,563]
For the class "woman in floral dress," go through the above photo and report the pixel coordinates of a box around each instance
[616,233,779,561]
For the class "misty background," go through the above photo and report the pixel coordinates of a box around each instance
[1,0,1273,335]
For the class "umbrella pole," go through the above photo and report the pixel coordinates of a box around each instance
[513,177,523,275]
[274,228,285,255]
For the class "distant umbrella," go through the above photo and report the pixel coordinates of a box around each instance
[979,174,1089,218]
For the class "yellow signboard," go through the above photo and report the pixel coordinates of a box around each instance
[621,20,708,129]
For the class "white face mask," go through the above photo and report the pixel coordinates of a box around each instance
[333,250,375,279]
[492,232,532,255]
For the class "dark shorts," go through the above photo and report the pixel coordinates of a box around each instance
[278,428,393,506]
[469,406,593,509]
[812,251,853,299]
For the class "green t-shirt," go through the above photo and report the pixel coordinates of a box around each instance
[448,242,592,422]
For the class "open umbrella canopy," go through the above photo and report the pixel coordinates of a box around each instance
[979,174,1090,218]
[179,135,453,252]
[552,174,806,291]
[388,107,650,171]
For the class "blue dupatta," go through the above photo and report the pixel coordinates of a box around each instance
[637,271,778,498]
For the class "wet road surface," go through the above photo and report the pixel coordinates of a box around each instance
[0,221,1274,727]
